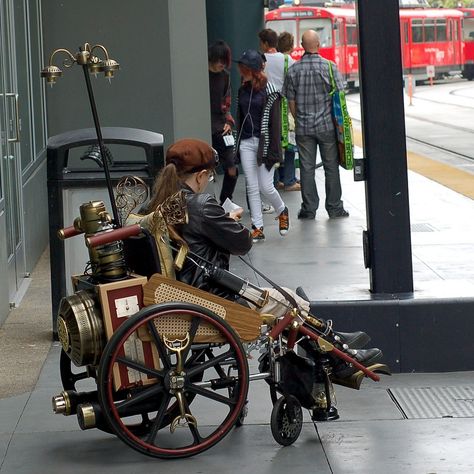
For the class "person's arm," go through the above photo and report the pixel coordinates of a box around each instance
[288,99,296,119]
[222,73,234,134]
[334,65,346,91]
[200,196,252,256]
[282,72,296,118]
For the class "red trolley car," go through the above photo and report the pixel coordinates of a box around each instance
[265,5,464,87]
[459,8,474,80]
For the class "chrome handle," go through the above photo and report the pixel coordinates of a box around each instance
[6,93,20,143]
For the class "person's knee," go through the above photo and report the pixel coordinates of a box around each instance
[227,166,238,177]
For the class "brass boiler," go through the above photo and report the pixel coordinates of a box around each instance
[56,201,127,368]
[76,200,127,282]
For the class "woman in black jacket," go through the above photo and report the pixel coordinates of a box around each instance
[235,49,289,243]
[208,40,238,205]
[145,138,382,395]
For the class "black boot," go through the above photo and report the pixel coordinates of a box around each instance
[333,348,383,379]
[334,331,371,350]
[296,287,370,349]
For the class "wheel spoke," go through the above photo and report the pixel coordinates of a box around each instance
[116,383,165,413]
[185,347,207,367]
[116,356,165,379]
[147,321,172,370]
[146,393,172,445]
[187,383,236,406]
[181,317,201,362]
[184,398,203,444]
[186,349,234,378]
[205,348,227,378]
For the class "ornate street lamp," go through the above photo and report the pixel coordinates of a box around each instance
[41,43,121,225]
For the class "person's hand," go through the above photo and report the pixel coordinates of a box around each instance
[229,208,243,221]
[222,123,232,135]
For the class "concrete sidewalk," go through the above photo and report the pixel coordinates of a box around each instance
[1,163,474,472]
[2,79,474,472]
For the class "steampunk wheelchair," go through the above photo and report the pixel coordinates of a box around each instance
[52,177,389,459]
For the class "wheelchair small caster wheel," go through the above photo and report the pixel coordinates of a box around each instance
[270,395,303,446]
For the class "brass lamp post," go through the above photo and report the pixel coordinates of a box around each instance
[41,43,121,225]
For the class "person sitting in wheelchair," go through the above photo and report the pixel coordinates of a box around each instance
[143,138,382,387]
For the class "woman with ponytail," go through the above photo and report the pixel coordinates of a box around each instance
[146,138,252,296]
[142,139,381,385]
[235,49,289,243]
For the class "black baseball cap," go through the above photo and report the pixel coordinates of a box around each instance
[235,49,265,71]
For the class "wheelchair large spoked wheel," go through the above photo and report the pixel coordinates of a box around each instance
[98,302,249,459]
[270,395,303,446]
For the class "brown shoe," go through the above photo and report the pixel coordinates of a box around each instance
[276,207,290,236]
[276,181,284,190]
[284,182,301,192]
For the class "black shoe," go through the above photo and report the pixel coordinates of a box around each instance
[329,209,349,219]
[295,286,310,301]
[333,348,383,379]
[334,331,371,350]
[312,406,339,422]
[297,209,316,220]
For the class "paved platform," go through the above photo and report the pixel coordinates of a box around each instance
[1,81,474,472]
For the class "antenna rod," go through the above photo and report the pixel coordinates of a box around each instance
[81,63,121,226]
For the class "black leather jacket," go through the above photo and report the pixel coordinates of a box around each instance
[176,186,252,298]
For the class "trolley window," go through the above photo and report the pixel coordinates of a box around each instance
[424,19,435,42]
[299,18,333,47]
[463,18,474,41]
[346,23,358,45]
[335,20,341,46]
[436,19,447,41]
[411,19,423,43]
[266,20,297,38]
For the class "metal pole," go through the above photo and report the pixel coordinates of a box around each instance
[81,64,121,226]
[356,0,413,294]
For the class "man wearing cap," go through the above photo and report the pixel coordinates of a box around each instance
[282,29,349,220]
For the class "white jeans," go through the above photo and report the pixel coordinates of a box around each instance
[239,137,285,228]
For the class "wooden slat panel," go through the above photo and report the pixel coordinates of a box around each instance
[143,274,262,342]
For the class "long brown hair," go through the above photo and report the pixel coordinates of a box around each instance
[238,64,267,91]
[147,164,191,213]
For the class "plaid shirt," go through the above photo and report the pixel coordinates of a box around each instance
[282,53,345,136]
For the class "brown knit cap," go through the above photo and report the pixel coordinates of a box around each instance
[166,138,218,173]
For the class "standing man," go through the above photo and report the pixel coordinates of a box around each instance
[258,28,300,192]
[282,30,349,219]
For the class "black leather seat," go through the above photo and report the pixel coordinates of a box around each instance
[122,228,162,278]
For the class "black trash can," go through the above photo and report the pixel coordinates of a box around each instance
[47,127,164,336]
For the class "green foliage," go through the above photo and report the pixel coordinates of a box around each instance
[427,0,474,7]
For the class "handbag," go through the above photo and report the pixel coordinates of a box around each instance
[281,54,290,149]
[328,61,354,170]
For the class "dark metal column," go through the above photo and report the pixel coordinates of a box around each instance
[206,0,264,113]
[356,0,413,294]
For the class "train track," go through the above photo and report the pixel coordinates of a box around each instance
[351,115,474,162]
[405,135,474,162]
[409,87,474,111]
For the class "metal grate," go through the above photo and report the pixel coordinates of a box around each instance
[410,223,437,232]
[388,386,474,419]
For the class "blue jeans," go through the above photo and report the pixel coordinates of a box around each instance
[275,148,297,186]
[296,131,344,216]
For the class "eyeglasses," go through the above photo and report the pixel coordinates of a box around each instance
[208,169,216,183]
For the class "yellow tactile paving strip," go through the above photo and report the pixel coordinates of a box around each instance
[353,129,474,200]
